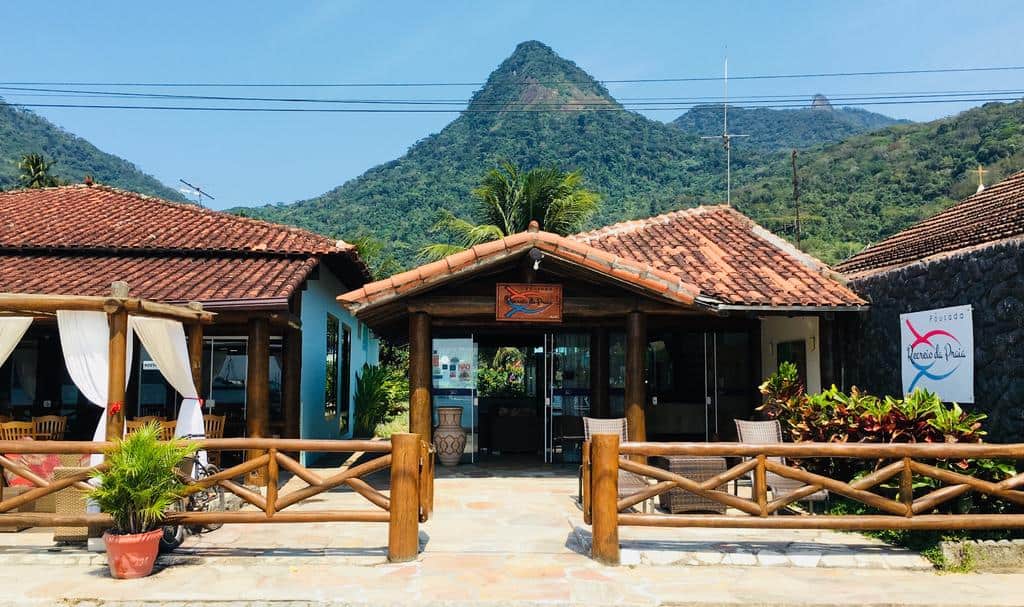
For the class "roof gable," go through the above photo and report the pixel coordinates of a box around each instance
[836,170,1024,276]
[339,229,701,313]
[574,205,864,307]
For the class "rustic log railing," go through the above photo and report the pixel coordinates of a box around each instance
[0,433,434,562]
[583,434,1024,565]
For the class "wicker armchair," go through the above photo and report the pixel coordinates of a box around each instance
[0,421,34,441]
[580,417,652,512]
[734,419,827,511]
[32,415,67,441]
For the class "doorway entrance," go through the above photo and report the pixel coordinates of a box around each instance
[431,331,592,465]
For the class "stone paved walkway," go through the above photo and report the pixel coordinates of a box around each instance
[5,460,1012,606]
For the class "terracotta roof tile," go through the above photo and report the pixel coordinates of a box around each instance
[0,184,354,256]
[0,254,314,307]
[836,170,1024,276]
[574,205,864,307]
[339,232,701,312]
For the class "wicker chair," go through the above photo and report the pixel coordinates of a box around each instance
[734,419,828,512]
[580,417,652,512]
[204,414,226,465]
[0,421,34,441]
[31,415,67,441]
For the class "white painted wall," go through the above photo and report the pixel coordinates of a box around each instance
[760,316,821,393]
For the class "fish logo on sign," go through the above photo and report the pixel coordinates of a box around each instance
[904,319,968,391]
[496,283,562,322]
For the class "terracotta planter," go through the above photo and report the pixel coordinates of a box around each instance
[104,528,163,579]
[433,406,467,466]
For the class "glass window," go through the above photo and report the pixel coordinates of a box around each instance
[325,315,339,418]
[1,340,38,415]
[339,323,352,432]
[777,339,808,387]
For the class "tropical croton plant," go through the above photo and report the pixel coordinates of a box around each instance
[757,363,1016,512]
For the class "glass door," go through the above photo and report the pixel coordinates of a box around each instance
[431,336,478,463]
[544,333,590,463]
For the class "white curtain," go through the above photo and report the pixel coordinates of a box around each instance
[130,316,206,466]
[57,311,134,466]
[0,317,32,369]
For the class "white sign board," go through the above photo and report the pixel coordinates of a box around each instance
[900,305,974,403]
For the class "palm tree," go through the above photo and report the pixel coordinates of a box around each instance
[419,161,600,260]
[17,153,61,188]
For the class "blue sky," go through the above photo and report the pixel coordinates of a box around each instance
[2,1,1022,208]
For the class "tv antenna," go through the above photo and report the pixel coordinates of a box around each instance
[701,56,749,205]
[178,179,215,207]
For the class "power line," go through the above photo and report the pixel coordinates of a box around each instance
[2,85,1021,107]
[5,96,1022,114]
[2,64,1023,88]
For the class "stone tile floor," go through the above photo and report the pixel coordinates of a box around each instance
[3,460,1024,606]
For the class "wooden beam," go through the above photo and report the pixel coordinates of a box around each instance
[105,308,129,441]
[0,293,214,323]
[282,326,303,440]
[624,310,646,461]
[246,317,270,486]
[590,328,609,418]
[188,322,204,391]
[408,312,432,442]
[406,296,697,318]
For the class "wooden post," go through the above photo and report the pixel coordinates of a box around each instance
[590,328,609,418]
[282,327,303,440]
[105,308,129,441]
[187,321,204,393]
[624,311,647,461]
[246,317,270,486]
[901,457,914,516]
[755,454,768,516]
[408,312,432,442]
[388,432,421,562]
[591,433,620,565]
[266,448,279,518]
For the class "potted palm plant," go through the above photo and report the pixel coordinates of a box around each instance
[88,422,196,579]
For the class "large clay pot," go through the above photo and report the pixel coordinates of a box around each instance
[104,529,162,579]
[433,407,467,466]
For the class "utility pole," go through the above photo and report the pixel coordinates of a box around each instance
[791,149,802,251]
[702,56,749,205]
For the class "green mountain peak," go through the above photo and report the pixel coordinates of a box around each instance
[468,41,617,112]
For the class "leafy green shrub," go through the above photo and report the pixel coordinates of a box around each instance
[353,363,407,437]
[756,363,1016,512]
[88,422,196,535]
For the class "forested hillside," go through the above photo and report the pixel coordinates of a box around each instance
[242,40,1023,268]
[0,102,184,200]
[672,103,905,151]
[243,41,760,262]
[733,100,1024,262]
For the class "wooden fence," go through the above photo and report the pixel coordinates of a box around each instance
[582,434,1024,565]
[0,432,434,562]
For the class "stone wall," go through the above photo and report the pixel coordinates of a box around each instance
[845,239,1024,442]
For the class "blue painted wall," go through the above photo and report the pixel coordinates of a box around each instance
[299,266,379,465]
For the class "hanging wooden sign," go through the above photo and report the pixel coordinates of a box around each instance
[496,283,563,322]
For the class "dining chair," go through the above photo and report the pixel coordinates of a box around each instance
[32,415,67,441]
[0,421,34,441]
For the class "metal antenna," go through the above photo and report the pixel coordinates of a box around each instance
[702,55,749,205]
[178,179,215,208]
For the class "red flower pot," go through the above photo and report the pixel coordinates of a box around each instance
[103,529,162,579]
